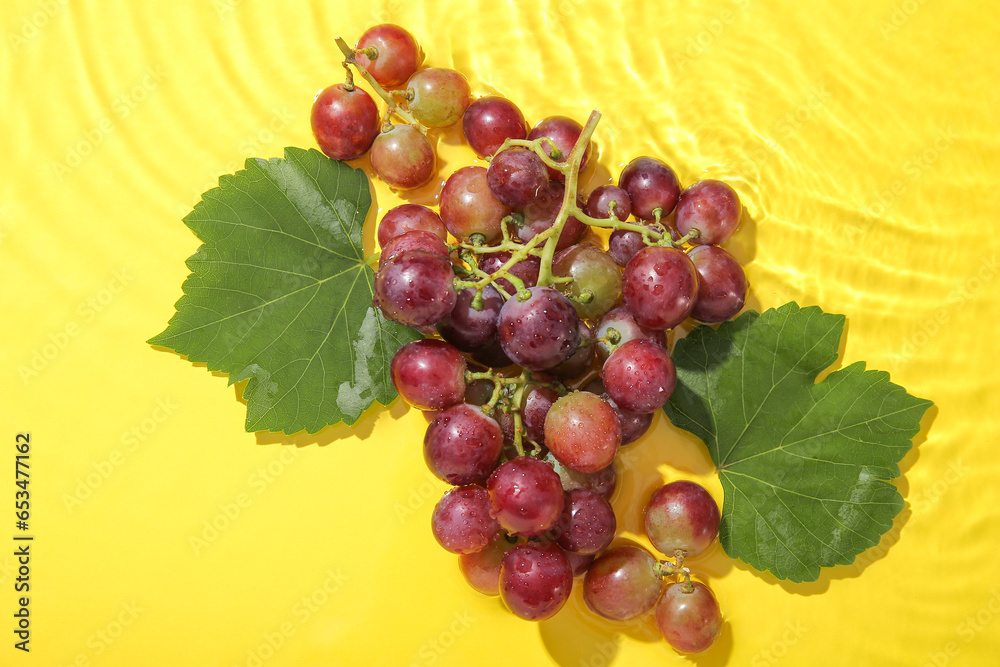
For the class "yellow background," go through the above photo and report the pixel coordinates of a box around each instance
[2,0,999,665]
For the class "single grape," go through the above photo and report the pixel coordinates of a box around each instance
[431,485,500,554]
[478,251,540,297]
[373,249,457,328]
[593,305,667,360]
[608,224,656,267]
[550,321,595,381]
[462,96,528,158]
[369,124,435,190]
[674,179,741,245]
[644,480,720,558]
[377,204,446,247]
[440,165,511,242]
[583,545,664,621]
[521,385,560,445]
[499,541,573,621]
[551,488,616,555]
[656,581,723,654]
[544,391,621,473]
[586,184,632,221]
[621,245,698,330]
[517,180,587,250]
[405,67,471,127]
[544,452,618,501]
[618,156,681,220]
[487,456,564,537]
[487,147,549,208]
[601,339,677,413]
[552,242,623,320]
[687,245,748,323]
[390,339,467,410]
[437,284,504,352]
[424,404,503,485]
[497,286,581,371]
[311,84,381,160]
[354,24,423,89]
[459,534,515,595]
[608,396,654,445]
[528,116,591,181]
[378,229,449,269]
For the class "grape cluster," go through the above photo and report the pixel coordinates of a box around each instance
[313,24,750,654]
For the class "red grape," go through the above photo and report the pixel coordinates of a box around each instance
[437,284,503,352]
[586,184,632,221]
[459,534,515,595]
[544,391,621,473]
[377,204,446,247]
[354,24,423,89]
[583,545,664,621]
[551,488,616,555]
[373,249,457,328]
[440,165,511,242]
[487,456,565,537]
[687,245,748,323]
[369,124,435,189]
[644,480,720,558]
[528,116,591,180]
[674,179,741,245]
[431,485,500,554]
[499,541,573,621]
[424,404,503,485]
[497,286,581,371]
[311,84,380,161]
[656,581,723,653]
[593,305,667,360]
[405,67,471,127]
[618,156,680,220]
[516,180,587,250]
[462,96,528,158]
[390,339,467,410]
[487,147,549,208]
[621,245,698,330]
[378,229,448,269]
[601,338,676,413]
[478,251,540,297]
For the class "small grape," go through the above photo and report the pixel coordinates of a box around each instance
[390,339,467,410]
[431,485,500,554]
[583,545,664,621]
[405,67,471,127]
[478,251,540,297]
[618,156,680,220]
[593,305,667,360]
[544,391,621,473]
[487,147,549,208]
[311,84,381,160]
[459,534,515,595]
[499,541,573,621]
[378,229,448,269]
[601,339,677,413]
[552,242,622,320]
[487,456,565,537]
[528,116,591,180]
[687,245,748,323]
[656,581,723,654]
[517,181,587,250]
[369,124,435,190]
[437,284,504,352]
[621,246,698,330]
[354,24,423,89]
[377,204,446,247]
[674,179,741,245]
[462,96,528,158]
[586,185,632,221]
[424,404,503,485]
[373,249,456,328]
[551,488,616,555]
[497,286,581,371]
[440,166,511,242]
[644,480,720,558]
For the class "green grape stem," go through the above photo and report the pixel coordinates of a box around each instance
[334,36,429,133]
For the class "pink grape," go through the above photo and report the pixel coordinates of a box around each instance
[487,456,565,537]
[645,480,720,558]
[311,84,380,161]
[459,534,515,595]
[440,166,511,242]
[656,581,723,654]
[601,338,677,413]
[499,541,573,621]
[354,24,423,89]
[431,485,500,554]
[544,391,621,473]
[583,545,664,621]
[390,339,466,410]
[424,404,503,485]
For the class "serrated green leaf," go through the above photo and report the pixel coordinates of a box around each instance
[665,302,932,583]
[149,147,421,434]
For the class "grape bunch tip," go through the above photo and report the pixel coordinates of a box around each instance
[311,22,749,654]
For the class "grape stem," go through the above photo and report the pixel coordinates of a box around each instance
[334,36,429,133]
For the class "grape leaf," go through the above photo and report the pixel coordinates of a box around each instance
[149,147,421,434]
[665,303,932,583]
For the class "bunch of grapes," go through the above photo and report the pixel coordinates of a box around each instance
[312,24,750,654]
